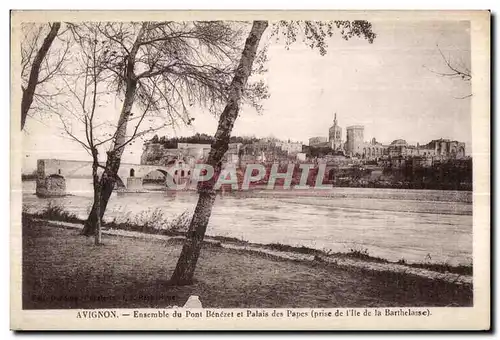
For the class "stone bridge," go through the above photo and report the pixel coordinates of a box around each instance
[35,159,192,197]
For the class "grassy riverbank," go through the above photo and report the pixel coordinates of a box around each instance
[22,215,472,309]
[25,206,472,276]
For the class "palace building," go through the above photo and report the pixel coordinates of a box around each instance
[309,112,466,162]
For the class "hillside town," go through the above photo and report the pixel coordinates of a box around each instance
[140,113,472,190]
[17,16,480,320]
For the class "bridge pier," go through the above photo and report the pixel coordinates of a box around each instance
[126,177,144,191]
[36,174,66,197]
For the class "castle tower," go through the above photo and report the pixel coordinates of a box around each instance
[328,112,343,151]
[345,125,365,157]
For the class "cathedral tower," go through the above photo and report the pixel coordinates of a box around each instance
[328,113,343,152]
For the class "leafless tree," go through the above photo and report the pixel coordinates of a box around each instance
[426,45,472,99]
[57,22,268,236]
[53,24,177,244]
[21,22,69,130]
[55,27,108,245]
[169,20,377,285]
[435,46,471,81]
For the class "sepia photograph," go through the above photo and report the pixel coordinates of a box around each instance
[10,10,490,330]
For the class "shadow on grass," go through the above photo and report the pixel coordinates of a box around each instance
[24,205,473,277]
[22,216,473,309]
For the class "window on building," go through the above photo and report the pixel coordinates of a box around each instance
[130,168,135,177]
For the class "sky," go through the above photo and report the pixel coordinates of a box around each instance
[22,20,471,172]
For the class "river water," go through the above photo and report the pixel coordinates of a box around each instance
[22,179,472,266]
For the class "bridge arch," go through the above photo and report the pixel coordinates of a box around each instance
[143,168,176,185]
[115,175,126,189]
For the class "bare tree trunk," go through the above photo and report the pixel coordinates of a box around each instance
[82,148,127,235]
[83,172,115,236]
[21,22,61,130]
[81,24,146,236]
[82,79,138,236]
[91,153,102,245]
[169,21,269,286]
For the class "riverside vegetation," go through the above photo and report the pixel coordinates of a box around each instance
[22,214,473,309]
[25,203,472,276]
[21,203,473,309]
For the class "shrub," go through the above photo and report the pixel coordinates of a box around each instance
[346,247,371,260]
[32,202,82,224]
[105,208,191,236]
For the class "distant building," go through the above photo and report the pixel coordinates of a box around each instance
[296,152,307,161]
[309,113,345,152]
[387,139,408,157]
[345,125,365,157]
[240,138,303,162]
[385,138,466,161]
[224,142,244,164]
[306,112,466,165]
[177,143,211,160]
[422,139,466,159]
[329,113,344,152]
[141,141,210,166]
[280,141,303,154]
[228,142,243,154]
[309,136,328,146]
[361,138,387,160]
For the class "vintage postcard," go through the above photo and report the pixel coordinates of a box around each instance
[10,10,490,330]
